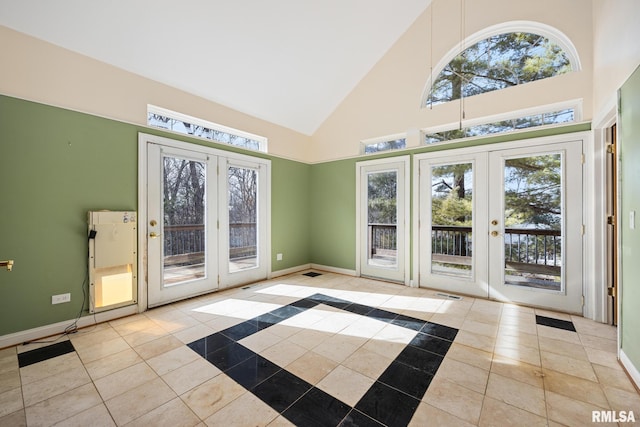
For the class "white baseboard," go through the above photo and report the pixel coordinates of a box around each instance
[311,264,357,276]
[270,263,312,278]
[0,305,138,350]
[620,349,640,390]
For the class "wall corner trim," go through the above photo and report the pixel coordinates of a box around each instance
[620,349,640,390]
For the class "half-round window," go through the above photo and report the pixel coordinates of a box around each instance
[425,31,574,107]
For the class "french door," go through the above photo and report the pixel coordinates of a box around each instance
[144,136,268,307]
[418,139,584,313]
[357,157,410,283]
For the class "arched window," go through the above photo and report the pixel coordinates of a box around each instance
[424,24,579,107]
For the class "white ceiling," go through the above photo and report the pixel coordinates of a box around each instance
[0,0,431,135]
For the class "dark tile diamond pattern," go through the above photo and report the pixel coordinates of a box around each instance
[535,315,577,332]
[18,340,76,368]
[188,293,458,426]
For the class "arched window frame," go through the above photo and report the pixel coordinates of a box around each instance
[420,21,582,108]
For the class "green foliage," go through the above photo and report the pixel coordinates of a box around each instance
[427,32,572,105]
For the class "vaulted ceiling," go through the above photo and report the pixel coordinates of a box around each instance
[0,0,431,135]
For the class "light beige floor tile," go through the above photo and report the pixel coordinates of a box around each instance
[124,397,200,427]
[461,319,499,337]
[54,403,115,427]
[571,317,617,340]
[162,357,221,395]
[579,333,618,353]
[0,408,26,427]
[493,342,541,366]
[0,387,23,418]
[538,335,588,360]
[409,402,476,427]
[239,329,283,353]
[434,358,489,394]
[25,383,102,427]
[286,351,338,385]
[545,390,614,426]
[541,350,597,381]
[486,372,546,416]
[316,365,374,407]
[146,345,200,376]
[445,343,492,371]
[83,348,143,381]
[311,334,366,364]
[172,323,216,344]
[105,377,176,426]
[370,323,416,345]
[134,334,185,360]
[490,355,544,388]
[602,385,640,413]
[22,364,91,407]
[536,324,581,344]
[69,327,121,351]
[454,330,496,353]
[112,317,157,337]
[543,368,609,408]
[261,340,308,367]
[342,346,393,380]
[535,309,572,321]
[478,396,547,427]
[278,329,333,352]
[75,337,131,364]
[122,324,169,348]
[423,376,484,424]
[0,369,20,395]
[203,316,244,333]
[19,352,83,385]
[94,362,158,401]
[466,310,501,326]
[180,375,246,420]
[337,316,388,340]
[204,390,279,427]
[151,314,202,334]
[593,363,638,393]
[360,338,406,360]
[498,321,538,336]
[584,346,622,369]
[429,313,466,329]
[495,329,539,349]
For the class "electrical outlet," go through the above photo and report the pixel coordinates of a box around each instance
[276,253,283,261]
[52,293,71,304]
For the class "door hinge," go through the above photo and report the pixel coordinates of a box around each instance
[607,215,616,226]
[606,143,616,155]
[581,295,585,306]
[217,220,219,229]
[218,275,220,285]
[581,224,585,235]
[607,287,617,297]
[581,153,586,164]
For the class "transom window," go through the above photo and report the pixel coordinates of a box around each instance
[361,135,407,154]
[425,32,573,107]
[424,103,579,144]
[147,105,267,152]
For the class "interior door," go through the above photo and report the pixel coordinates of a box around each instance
[147,143,218,307]
[419,140,583,313]
[358,157,409,283]
[488,141,583,313]
[218,158,268,288]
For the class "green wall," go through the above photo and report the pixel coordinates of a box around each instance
[0,95,310,336]
[619,66,640,372]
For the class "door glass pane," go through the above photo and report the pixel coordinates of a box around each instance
[430,163,473,277]
[228,166,258,272]
[503,154,562,291]
[367,171,397,268]
[163,156,206,286]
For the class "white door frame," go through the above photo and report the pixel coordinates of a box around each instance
[413,131,598,316]
[138,133,271,310]
[356,156,410,285]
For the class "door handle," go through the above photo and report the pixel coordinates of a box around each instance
[149,232,161,238]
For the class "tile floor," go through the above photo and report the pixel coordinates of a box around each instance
[1,271,639,426]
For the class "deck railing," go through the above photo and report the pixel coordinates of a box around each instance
[368,224,561,275]
[163,223,257,264]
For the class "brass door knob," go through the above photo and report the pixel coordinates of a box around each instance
[149,232,161,238]
[491,231,499,237]
[491,219,499,226]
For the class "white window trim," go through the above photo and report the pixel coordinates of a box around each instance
[421,21,582,108]
[421,99,583,144]
[147,104,268,152]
